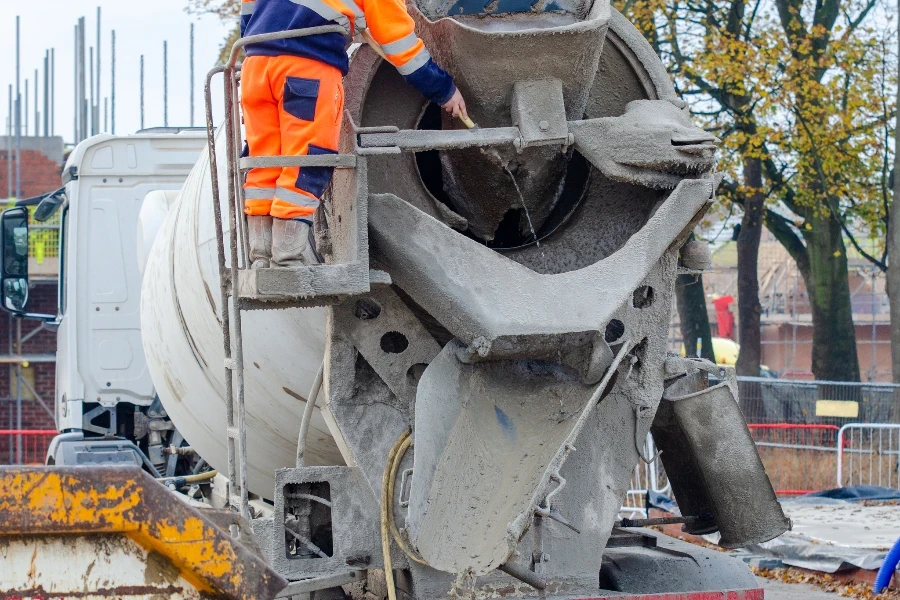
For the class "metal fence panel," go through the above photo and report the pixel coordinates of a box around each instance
[737,377,900,425]
[837,424,900,489]
[0,429,55,465]
[748,424,840,495]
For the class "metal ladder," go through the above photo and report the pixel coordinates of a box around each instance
[203,26,356,521]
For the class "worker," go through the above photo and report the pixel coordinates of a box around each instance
[240,0,468,267]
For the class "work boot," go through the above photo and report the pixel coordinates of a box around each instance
[272,218,322,267]
[248,215,273,269]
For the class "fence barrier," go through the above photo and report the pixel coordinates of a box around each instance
[837,423,900,489]
[620,421,897,517]
[737,377,900,426]
[748,424,841,495]
[0,429,56,465]
[621,434,669,518]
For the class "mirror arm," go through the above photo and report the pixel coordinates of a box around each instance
[15,312,60,326]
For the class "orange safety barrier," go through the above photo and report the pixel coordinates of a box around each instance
[0,429,56,466]
[747,424,841,495]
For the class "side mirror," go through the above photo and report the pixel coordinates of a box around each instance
[0,208,57,323]
[0,208,30,313]
[33,188,67,222]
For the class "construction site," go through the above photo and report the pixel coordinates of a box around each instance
[1,1,899,599]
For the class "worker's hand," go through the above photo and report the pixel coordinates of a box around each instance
[441,89,469,121]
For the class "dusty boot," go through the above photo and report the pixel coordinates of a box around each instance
[272,218,322,267]
[248,215,273,269]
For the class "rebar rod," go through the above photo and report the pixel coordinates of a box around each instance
[110,33,115,134]
[140,55,145,130]
[163,42,168,127]
[190,24,195,127]
[616,515,708,528]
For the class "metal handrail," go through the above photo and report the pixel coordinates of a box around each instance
[226,26,349,69]
[238,155,357,170]
[204,24,365,523]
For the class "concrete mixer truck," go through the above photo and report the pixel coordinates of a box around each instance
[0,0,790,597]
[0,129,211,479]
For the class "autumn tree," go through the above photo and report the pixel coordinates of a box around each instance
[619,0,896,381]
[187,0,241,63]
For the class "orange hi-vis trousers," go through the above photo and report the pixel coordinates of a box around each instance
[241,54,344,220]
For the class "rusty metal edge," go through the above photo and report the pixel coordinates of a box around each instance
[572,590,764,600]
[0,466,288,600]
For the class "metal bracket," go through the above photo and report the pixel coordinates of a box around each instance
[511,79,570,149]
[399,468,414,508]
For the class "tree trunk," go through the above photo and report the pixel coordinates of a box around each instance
[804,214,861,381]
[676,268,717,363]
[890,194,900,382]
[889,4,900,383]
[736,158,764,377]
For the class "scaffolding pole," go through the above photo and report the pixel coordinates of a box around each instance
[163,41,169,127]
[111,32,116,135]
[51,48,55,137]
[140,55,145,130]
[190,24,195,127]
[43,52,49,137]
[15,15,21,199]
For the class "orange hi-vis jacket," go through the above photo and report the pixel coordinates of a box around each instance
[241,0,456,106]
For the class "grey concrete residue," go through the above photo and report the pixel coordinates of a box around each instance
[233,0,791,593]
[411,1,609,241]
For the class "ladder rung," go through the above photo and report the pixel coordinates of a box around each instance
[239,155,356,170]
[227,426,240,440]
[224,358,237,370]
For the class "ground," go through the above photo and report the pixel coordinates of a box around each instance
[759,575,846,599]
[753,567,900,599]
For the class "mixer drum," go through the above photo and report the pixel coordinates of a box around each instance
[140,129,344,497]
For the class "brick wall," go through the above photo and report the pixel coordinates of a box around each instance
[0,282,58,464]
[0,139,64,463]
[0,149,63,199]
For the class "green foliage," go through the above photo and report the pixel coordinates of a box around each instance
[186,0,241,64]
[617,0,896,270]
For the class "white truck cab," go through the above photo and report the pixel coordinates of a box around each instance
[0,129,207,474]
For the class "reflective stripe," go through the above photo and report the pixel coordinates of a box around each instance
[396,47,431,75]
[244,186,275,200]
[290,0,352,31]
[380,32,418,56]
[241,1,257,15]
[275,187,321,207]
[338,0,367,31]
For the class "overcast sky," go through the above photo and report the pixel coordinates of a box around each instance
[2,1,234,145]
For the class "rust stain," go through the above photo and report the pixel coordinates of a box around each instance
[0,466,288,600]
[282,387,307,403]
[1,583,190,599]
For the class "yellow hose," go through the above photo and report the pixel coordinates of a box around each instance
[381,431,429,600]
[157,470,218,484]
[381,432,407,600]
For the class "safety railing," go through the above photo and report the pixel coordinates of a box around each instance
[837,423,900,489]
[0,429,56,465]
[205,24,387,521]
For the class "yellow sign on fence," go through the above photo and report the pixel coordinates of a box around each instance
[816,400,859,418]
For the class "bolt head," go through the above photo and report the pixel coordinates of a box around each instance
[539,120,550,131]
